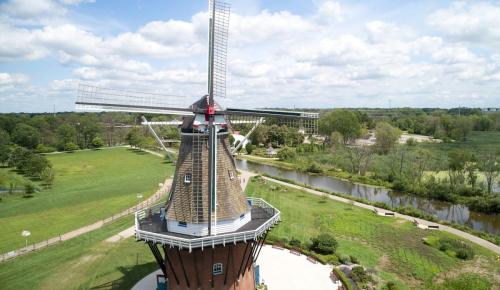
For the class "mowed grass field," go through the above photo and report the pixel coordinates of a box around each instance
[420,131,500,156]
[0,217,158,290]
[246,177,500,289]
[0,147,173,253]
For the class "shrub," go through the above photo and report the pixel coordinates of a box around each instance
[338,254,351,264]
[385,281,399,290]
[306,162,323,173]
[277,147,296,161]
[91,136,105,149]
[24,182,36,196]
[437,237,475,260]
[455,247,475,260]
[289,238,301,248]
[35,144,56,153]
[64,142,79,152]
[406,138,417,146]
[310,233,338,255]
[245,143,255,155]
[350,266,370,283]
[349,255,359,264]
[333,268,354,290]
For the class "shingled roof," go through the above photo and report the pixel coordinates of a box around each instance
[166,118,248,224]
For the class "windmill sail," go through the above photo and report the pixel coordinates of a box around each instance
[208,0,230,101]
[76,84,195,115]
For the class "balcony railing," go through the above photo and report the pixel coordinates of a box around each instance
[134,197,280,252]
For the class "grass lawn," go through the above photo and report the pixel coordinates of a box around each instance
[420,131,500,156]
[0,217,158,290]
[246,177,500,289]
[0,147,174,253]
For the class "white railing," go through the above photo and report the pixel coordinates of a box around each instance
[134,198,280,252]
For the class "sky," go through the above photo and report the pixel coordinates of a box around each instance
[1,0,500,112]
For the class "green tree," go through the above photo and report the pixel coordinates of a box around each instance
[12,123,40,149]
[250,125,269,145]
[319,110,362,144]
[448,149,473,190]
[40,167,55,187]
[375,122,401,154]
[76,115,101,149]
[126,127,144,148]
[24,155,52,178]
[0,144,11,165]
[450,116,473,141]
[345,146,373,176]
[478,152,499,194]
[8,146,33,171]
[245,142,255,154]
[56,124,77,150]
[91,136,105,149]
[277,147,296,161]
[310,233,338,255]
[329,131,344,150]
[0,128,10,145]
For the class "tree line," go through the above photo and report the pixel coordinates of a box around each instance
[273,109,500,214]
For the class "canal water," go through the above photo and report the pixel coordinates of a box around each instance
[235,159,500,235]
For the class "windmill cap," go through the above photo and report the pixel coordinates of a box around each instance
[189,96,223,113]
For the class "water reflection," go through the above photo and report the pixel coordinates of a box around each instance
[236,159,499,235]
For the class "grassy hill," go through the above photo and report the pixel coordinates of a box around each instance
[246,177,499,289]
[0,147,173,253]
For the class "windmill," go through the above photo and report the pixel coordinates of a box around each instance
[76,1,317,289]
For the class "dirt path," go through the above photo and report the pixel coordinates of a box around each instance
[0,179,172,263]
[258,174,500,255]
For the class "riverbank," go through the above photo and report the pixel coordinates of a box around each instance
[256,174,500,254]
[236,157,499,245]
[238,154,391,188]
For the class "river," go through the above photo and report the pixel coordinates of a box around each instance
[235,159,500,235]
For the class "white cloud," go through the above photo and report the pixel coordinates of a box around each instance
[2,1,500,111]
[366,21,415,43]
[428,2,500,43]
[0,72,29,86]
[0,0,66,18]
[317,1,343,22]
[59,0,95,4]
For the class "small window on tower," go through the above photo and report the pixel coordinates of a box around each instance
[228,170,235,180]
[184,173,192,184]
[213,263,223,275]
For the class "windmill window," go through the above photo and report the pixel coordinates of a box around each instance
[178,221,187,228]
[213,263,223,275]
[184,173,192,184]
[228,170,235,180]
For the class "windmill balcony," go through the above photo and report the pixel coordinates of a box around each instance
[134,198,280,252]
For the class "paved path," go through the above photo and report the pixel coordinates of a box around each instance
[260,175,500,255]
[239,170,257,191]
[0,179,172,263]
[258,245,341,290]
